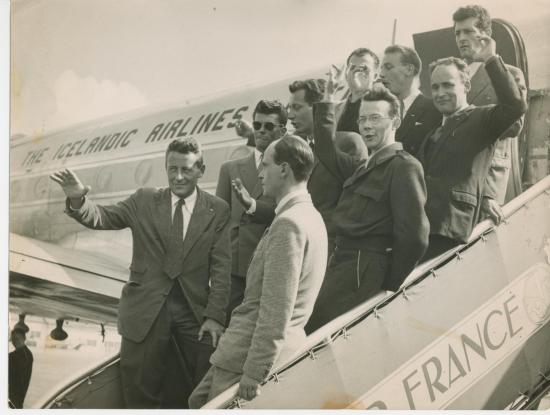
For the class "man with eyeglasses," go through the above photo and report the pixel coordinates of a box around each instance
[216,100,287,322]
[379,45,442,157]
[336,47,380,134]
[305,77,430,333]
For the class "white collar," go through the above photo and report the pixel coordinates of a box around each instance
[254,148,263,169]
[468,61,483,77]
[274,188,309,215]
[171,188,197,212]
[402,89,421,114]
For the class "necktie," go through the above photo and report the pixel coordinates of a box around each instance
[257,153,263,174]
[399,99,405,121]
[163,198,185,279]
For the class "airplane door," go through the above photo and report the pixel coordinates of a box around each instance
[413,18,529,202]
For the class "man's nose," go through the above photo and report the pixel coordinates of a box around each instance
[176,171,185,180]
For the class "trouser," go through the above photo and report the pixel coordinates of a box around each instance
[120,283,214,409]
[305,246,388,334]
[188,365,241,409]
[226,274,246,325]
[422,234,461,262]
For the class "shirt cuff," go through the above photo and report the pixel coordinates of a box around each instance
[246,198,257,215]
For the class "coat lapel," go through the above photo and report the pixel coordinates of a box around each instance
[181,188,215,263]
[344,143,402,186]
[427,106,474,163]
[238,153,260,197]
[467,66,491,104]
[154,188,172,252]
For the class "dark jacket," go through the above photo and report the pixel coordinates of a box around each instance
[396,93,442,158]
[468,63,526,203]
[9,346,33,409]
[216,153,275,277]
[416,55,527,243]
[313,102,430,291]
[66,187,231,342]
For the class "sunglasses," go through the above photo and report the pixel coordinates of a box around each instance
[252,121,281,131]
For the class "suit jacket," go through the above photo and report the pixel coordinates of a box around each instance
[468,63,526,203]
[416,56,527,243]
[314,102,430,290]
[335,95,361,134]
[216,153,275,277]
[307,151,344,239]
[396,93,442,158]
[210,192,327,382]
[65,187,231,343]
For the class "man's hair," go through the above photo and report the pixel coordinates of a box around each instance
[272,135,314,182]
[362,84,401,119]
[429,57,470,85]
[253,99,288,126]
[384,45,422,76]
[346,47,380,68]
[452,5,492,36]
[288,79,326,106]
[165,137,203,167]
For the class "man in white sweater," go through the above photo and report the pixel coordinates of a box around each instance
[189,135,328,407]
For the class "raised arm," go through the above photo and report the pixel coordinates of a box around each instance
[51,168,134,230]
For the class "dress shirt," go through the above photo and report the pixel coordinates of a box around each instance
[254,148,263,169]
[171,188,197,240]
[468,61,483,78]
[402,89,421,116]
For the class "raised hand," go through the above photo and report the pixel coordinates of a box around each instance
[471,34,496,63]
[324,64,344,102]
[346,65,372,99]
[49,169,90,202]
[235,119,254,139]
[231,178,253,210]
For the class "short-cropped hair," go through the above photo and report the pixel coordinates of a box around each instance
[362,84,401,119]
[429,56,470,85]
[384,45,422,76]
[253,99,288,125]
[273,135,314,182]
[346,47,380,68]
[453,5,492,36]
[288,79,326,106]
[165,137,203,167]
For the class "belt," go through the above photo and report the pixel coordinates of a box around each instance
[335,235,392,254]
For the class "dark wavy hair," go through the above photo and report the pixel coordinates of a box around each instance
[362,84,401,119]
[272,134,314,182]
[253,99,288,125]
[453,5,492,36]
[165,137,203,167]
[384,45,422,76]
[288,79,326,106]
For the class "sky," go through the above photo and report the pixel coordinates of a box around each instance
[9,0,550,137]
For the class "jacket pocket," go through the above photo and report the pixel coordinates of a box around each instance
[348,186,384,221]
[449,189,478,235]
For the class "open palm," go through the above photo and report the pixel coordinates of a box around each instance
[49,169,90,199]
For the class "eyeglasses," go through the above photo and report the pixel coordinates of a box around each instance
[252,121,281,131]
[356,114,392,126]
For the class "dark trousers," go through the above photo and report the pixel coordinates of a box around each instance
[422,234,461,262]
[226,274,246,325]
[120,283,214,409]
[305,247,388,334]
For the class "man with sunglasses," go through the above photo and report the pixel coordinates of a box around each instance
[216,100,287,323]
[305,77,430,333]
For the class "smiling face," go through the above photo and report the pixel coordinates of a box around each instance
[253,112,285,153]
[455,17,486,63]
[430,64,470,116]
[287,89,313,137]
[165,151,204,198]
[357,100,399,153]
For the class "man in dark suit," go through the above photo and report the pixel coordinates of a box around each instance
[50,138,231,408]
[216,100,287,322]
[336,47,379,133]
[288,79,349,247]
[453,5,527,223]
[8,329,33,409]
[418,34,526,261]
[379,45,442,157]
[306,81,430,333]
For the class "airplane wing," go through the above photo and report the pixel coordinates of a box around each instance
[9,233,127,325]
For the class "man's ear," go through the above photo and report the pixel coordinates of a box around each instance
[464,78,471,94]
[199,163,206,176]
[392,116,401,131]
